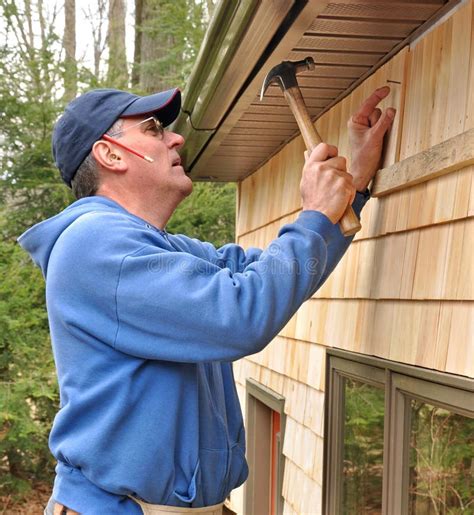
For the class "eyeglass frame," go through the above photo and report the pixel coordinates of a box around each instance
[107,116,165,139]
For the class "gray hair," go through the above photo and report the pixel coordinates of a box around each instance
[71,119,124,199]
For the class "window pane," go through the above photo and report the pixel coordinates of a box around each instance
[343,378,385,514]
[408,400,474,514]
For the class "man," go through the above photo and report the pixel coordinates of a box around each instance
[19,85,394,514]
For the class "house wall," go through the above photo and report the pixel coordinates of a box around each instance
[231,2,474,513]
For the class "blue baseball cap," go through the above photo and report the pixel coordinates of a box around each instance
[52,88,181,187]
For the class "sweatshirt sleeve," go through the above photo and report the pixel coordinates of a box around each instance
[113,211,341,363]
[167,190,369,280]
[165,234,264,274]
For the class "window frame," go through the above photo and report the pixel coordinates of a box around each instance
[245,378,286,515]
[323,349,474,515]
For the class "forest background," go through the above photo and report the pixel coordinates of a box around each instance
[0,0,235,510]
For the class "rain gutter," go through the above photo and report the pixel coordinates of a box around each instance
[172,0,304,174]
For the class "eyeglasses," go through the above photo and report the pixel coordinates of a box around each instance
[101,116,165,163]
[108,116,164,139]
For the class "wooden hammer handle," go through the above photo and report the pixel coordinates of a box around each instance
[284,87,361,237]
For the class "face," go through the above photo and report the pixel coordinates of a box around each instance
[116,115,193,200]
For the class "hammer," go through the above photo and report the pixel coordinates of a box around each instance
[260,57,361,237]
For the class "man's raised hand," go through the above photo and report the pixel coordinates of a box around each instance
[348,86,396,191]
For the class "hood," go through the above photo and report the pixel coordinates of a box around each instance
[18,196,127,278]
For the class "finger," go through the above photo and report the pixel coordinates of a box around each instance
[341,170,355,185]
[371,107,396,139]
[308,142,338,163]
[327,168,353,183]
[335,172,356,201]
[369,108,382,127]
[323,156,347,172]
[351,86,391,126]
[304,150,309,162]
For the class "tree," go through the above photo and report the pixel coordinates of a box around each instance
[132,0,144,86]
[0,0,73,240]
[167,182,236,248]
[135,0,216,91]
[0,0,69,497]
[0,239,58,496]
[83,0,108,81]
[107,0,128,88]
[63,0,76,101]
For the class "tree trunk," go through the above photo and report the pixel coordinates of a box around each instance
[90,0,107,79]
[63,0,76,101]
[139,0,172,93]
[132,0,143,87]
[107,0,128,88]
[133,0,207,92]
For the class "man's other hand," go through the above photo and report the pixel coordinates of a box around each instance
[348,86,396,191]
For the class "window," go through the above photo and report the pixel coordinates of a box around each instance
[245,379,285,515]
[342,378,385,512]
[408,400,473,513]
[324,350,474,515]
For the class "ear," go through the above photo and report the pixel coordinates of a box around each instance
[92,140,128,174]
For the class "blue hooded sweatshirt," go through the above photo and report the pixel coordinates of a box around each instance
[18,194,368,513]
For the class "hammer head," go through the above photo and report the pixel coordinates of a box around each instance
[260,57,315,100]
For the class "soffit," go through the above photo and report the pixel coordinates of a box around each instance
[188,0,458,182]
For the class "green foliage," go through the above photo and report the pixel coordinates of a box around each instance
[0,0,235,500]
[0,239,58,496]
[0,0,70,496]
[167,182,235,248]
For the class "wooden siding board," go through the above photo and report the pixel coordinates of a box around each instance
[465,0,474,129]
[445,302,474,376]
[372,130,474,198]
[282,458,322,514]
[469,164,474,216]
[443,221,466,299]
[400,1,473,158]
[412,224,450,299]
[452,164,473,219]
[455,218,474,299]
[284,299,471,374]
[239,200,472,303]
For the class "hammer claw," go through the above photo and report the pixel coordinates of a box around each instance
[260,57,315,101]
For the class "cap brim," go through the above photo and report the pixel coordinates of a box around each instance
[121,88,181,127]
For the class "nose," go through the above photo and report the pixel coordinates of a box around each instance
[165,131,185,150]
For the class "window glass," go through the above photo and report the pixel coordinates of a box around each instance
[408,400,474,513]
[342,378,385,514]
